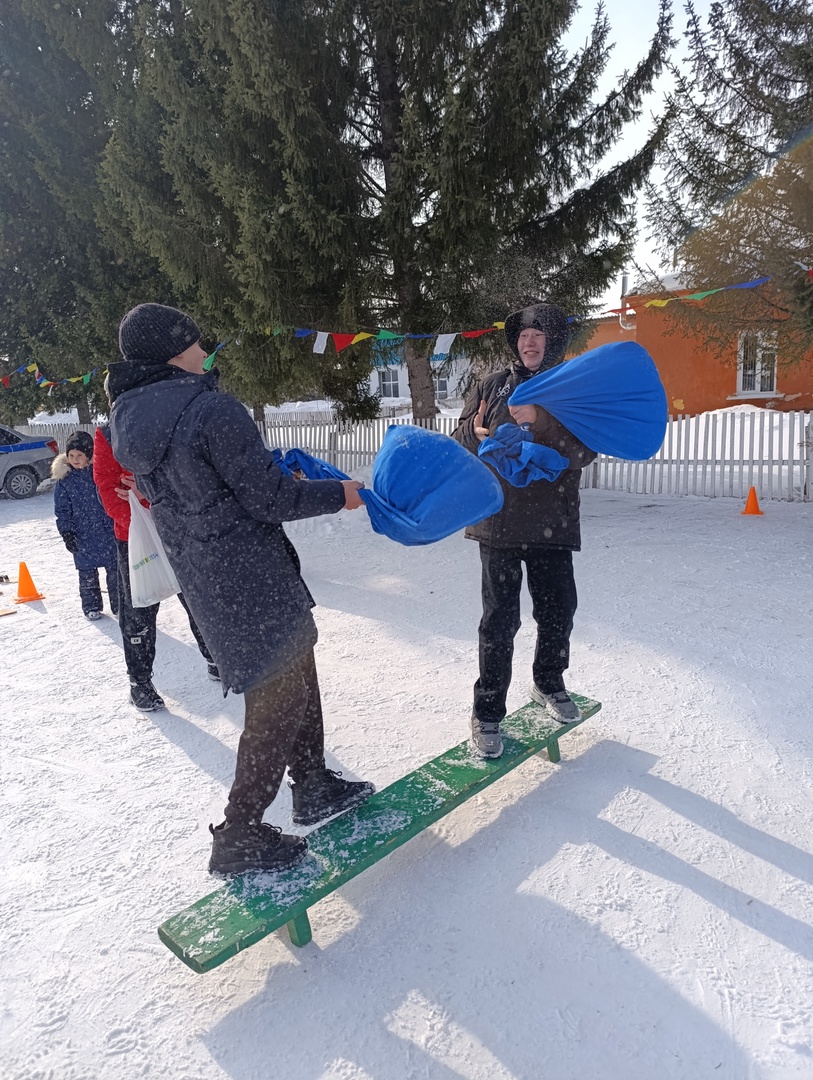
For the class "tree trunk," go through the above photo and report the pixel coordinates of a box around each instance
[402,326,438,425]
[76,396,91,424]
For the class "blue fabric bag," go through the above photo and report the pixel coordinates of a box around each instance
[273,427,503,545]
[359,424,504,546]
[282,447,349,481]
[507,341,668,460]
[478,423,570,487]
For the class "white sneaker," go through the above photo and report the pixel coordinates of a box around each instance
[530,685,580,723]
[470,715,504,758]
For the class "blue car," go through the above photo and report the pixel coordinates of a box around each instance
[0,422,59,499]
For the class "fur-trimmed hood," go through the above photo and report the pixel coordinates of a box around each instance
[51,453,71,480]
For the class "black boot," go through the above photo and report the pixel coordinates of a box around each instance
[290,768,375,826]
[129,679,165,712]
[208,821,307,875]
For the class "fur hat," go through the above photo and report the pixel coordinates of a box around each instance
[118,303,201,364]
[65,430,94,459]
[504,302,570,368]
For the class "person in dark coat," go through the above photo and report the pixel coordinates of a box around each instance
[452,302,597,759]
[93,423,219,713]
[52,430,118,620]
[108,303,374,875]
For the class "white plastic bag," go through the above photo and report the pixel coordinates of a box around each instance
[127,490,181,607]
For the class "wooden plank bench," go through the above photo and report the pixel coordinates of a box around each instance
[158,694,601,973]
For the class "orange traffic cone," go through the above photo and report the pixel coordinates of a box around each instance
[741,486,764,516]
[14,561,45,603]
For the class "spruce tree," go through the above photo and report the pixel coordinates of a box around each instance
[647,0,813,359]
[0,0,178,422]
[13,1,672,418]
[95,0,673,418]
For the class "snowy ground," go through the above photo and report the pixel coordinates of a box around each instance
[2,485,812,1080]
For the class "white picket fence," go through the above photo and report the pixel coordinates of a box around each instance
[21,408,813,501]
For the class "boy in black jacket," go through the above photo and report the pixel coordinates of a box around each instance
[452,303,596,759]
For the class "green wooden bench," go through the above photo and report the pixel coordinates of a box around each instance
[158,694,601,973]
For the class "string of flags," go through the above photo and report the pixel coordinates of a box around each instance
[0,362,100,394]
[272,321,507,357]
[3,267,810,392]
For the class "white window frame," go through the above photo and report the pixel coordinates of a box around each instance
[736,331,778,397]
[433,375,448,400]
[378,367,400,398]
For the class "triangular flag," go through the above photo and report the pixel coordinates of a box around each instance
[1,376,9,388]
[351,332,374,344]
[295,328,314,338]
[683,288,723,301]
[723,276,771,290]
[433,333,457,356]
[493,321,505,329]
[460,328,495,339]
[332,333,356,353]
[27,364,37,372]
[376,329,402,340]
[82,373,92,385]
[644,298,673,308]
[313,331,329,354]
[15,364,27,373]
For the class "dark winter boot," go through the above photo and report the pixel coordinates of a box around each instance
[290,769,375,826]
[207,663,221,682]
[129,679,165,712]
[530,685,580,723]
[208,821,307,875]
[470,715,504,759]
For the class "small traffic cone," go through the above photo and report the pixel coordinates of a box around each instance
[741,486,764,516]
[14,561,45,603]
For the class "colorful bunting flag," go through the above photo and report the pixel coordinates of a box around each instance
[332,333,356,353]
[313,332,329,354]
[433,333,457,357]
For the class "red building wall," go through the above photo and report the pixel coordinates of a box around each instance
[572,299,813,415]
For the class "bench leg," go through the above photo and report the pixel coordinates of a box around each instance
[286,910,312,948]
[547,738,561,764]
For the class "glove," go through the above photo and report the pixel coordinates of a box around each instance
[62,531,78,554]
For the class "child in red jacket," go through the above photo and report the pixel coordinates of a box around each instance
[93,425,218,711]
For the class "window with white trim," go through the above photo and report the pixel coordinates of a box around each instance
[737,332,777,396]
[433,375,448,400]
[378,368,400,398]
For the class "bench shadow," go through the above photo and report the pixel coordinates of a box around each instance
[196,738,797,1080]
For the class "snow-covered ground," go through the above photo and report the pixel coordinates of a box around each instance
[2,486,812,1080]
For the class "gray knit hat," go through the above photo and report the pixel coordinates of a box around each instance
[118,303,201,363]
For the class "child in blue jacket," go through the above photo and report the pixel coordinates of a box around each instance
[52,430,118,620]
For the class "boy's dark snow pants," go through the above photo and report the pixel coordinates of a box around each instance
[115,538,213,683]
[78,565,119,616]
[472,544,578,724]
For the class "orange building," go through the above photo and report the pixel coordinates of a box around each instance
[572,292,813,415]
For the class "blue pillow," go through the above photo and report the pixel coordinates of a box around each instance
[360,425,504,546]
[507,341,668,460]
[272,427,503,545]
